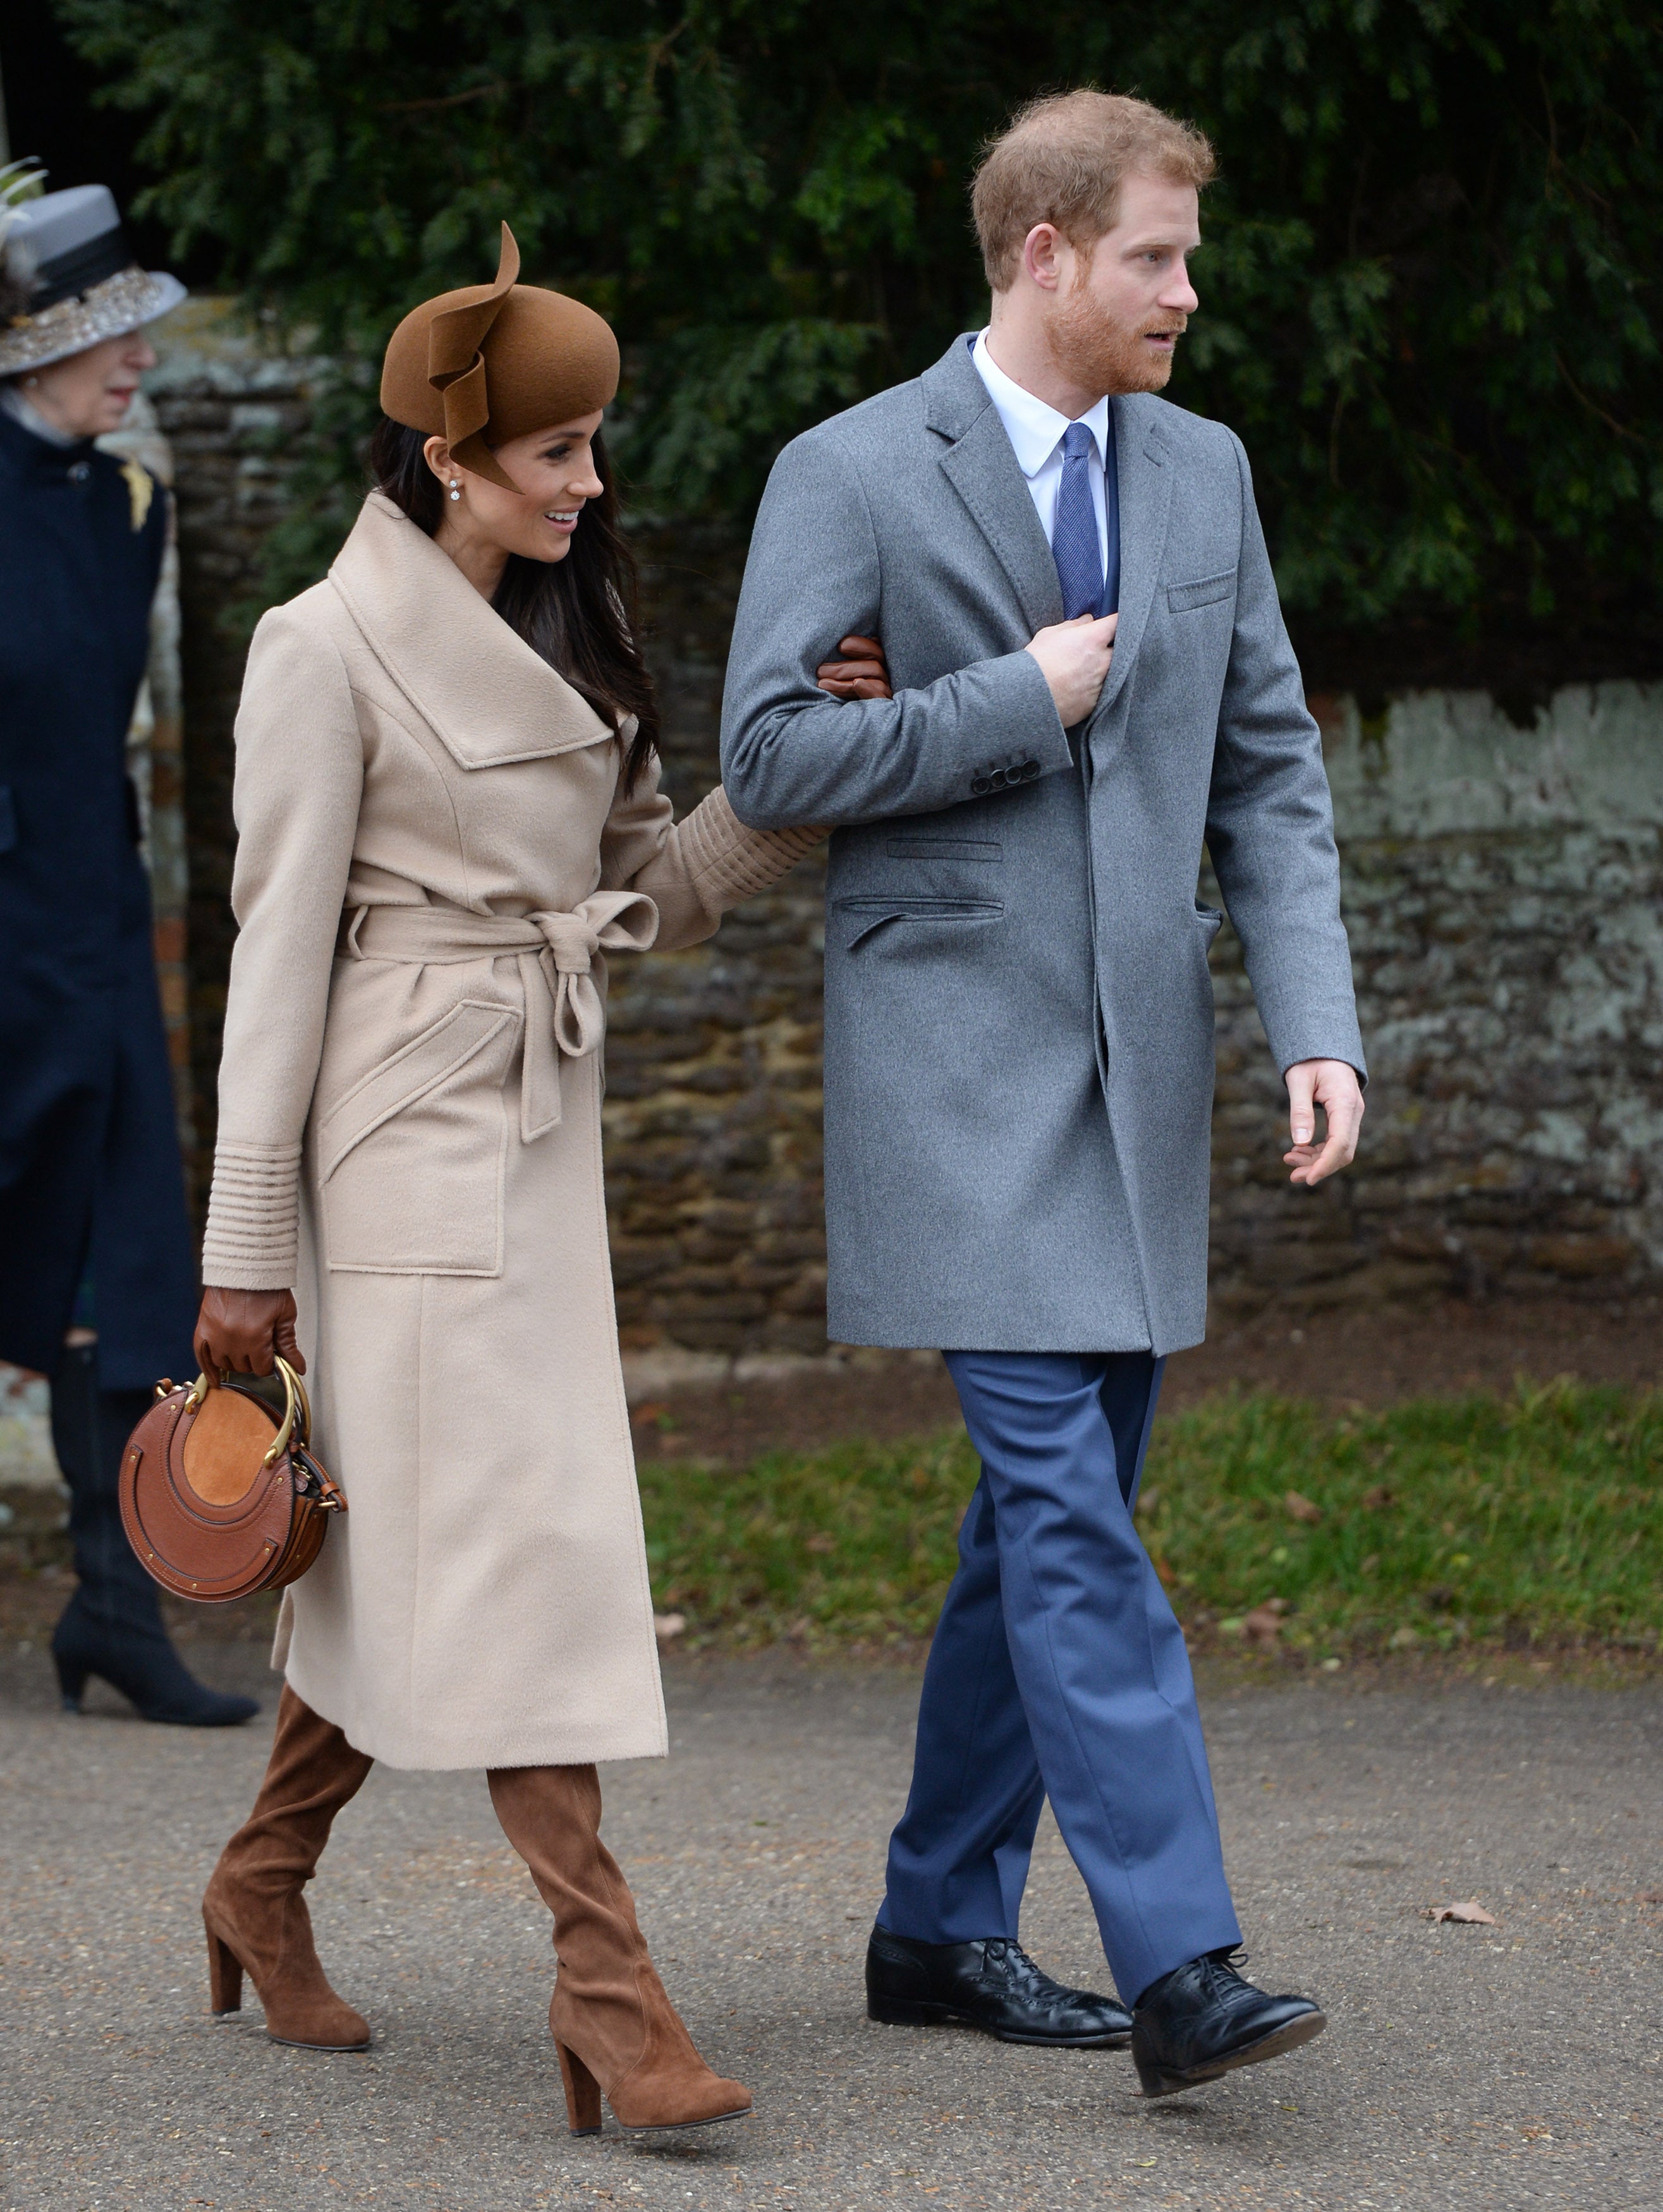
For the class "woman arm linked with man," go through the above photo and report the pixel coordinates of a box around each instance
[193,226,886,2132]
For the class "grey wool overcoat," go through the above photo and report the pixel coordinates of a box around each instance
[721,336,1365,1357]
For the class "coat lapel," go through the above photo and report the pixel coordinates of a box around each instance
[924,339,1063,636]
[328,493,609,768]
[1093,401,1174,722]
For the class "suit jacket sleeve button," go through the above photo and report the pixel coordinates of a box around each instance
[970,776,991,795]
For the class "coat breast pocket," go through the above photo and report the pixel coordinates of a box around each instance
[318,1000,521,1276]
[1166,569,1238,614]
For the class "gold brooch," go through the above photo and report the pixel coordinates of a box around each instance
[120,455,154,532]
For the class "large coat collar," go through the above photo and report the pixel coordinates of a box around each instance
[327,492,609,769]
[919,335,1176,727]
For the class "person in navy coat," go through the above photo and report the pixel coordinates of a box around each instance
[0,171,255,1725]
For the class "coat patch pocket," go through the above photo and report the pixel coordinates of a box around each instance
[319,999,521,1277]
[835,895,1003,951]
[1166,570,1237,614]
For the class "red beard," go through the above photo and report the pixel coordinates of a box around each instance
[1047,279,1186,398]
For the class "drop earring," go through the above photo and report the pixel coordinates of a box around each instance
[448,479,461,502]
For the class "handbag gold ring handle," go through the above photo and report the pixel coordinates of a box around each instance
[182,1357,305,1466]
[263,1358,304,1467]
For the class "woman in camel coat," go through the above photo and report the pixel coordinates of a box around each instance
[190,228,879,2137]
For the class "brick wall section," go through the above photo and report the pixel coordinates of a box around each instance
[146,314,1663,1340]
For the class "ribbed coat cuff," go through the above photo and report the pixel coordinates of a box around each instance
[676,787,824,913]
[201,1140,303,1289]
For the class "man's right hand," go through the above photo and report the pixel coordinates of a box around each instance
[195,1287,305,1380]
[1026,612,1118,727]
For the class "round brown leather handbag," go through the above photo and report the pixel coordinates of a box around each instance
[118,1359,346,1603]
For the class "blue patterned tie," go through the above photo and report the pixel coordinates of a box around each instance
[1051,420,1104,620]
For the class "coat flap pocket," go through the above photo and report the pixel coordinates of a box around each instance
[834,894,1002,950]
[320,1000,519,1181]
[885,837,1002,863]
[1166,569,1237,614]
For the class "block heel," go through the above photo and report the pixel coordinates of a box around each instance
[556,2041,603,2136]
[206,1922,245,2017]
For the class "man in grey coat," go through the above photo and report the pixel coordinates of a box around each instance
[721,90,1366,2098]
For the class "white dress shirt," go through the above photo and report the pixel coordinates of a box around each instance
[971,329,1110,569]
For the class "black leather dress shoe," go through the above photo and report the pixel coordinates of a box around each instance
[1130,1950,1325,2096]
[866,1925,1132,2046]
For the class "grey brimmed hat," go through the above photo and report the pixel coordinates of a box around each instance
[0,181,186,376]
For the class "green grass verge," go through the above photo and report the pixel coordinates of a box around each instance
[638,1383,1663,1658]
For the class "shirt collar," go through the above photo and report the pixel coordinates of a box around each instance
[971,329,1111,477]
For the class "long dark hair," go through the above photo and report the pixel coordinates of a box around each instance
[368,416,659,793]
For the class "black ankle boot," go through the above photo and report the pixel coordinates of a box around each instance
[49,1346,259,1728]
[1130,1949,1324,2096]
[867,1926,1131,2046]
[52,1596,259,1725]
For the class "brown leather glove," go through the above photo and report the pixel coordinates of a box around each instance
[815,633,892,701]
[195,1287,305,1379]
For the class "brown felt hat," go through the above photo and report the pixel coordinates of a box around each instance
[380,223,619,492]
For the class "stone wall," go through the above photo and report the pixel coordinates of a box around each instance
[145,312,1663,1364]
[142,302,329,1215]
[605,538,834,1359]
[1211,684,1663,1315]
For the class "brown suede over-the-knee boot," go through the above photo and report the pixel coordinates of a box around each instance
[487,1763,752,2134]
[202,1683,375,2050]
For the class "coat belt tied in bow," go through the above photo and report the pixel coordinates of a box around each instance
[342,893,659,1141]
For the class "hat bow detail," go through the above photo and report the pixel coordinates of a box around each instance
[427,222,521,489]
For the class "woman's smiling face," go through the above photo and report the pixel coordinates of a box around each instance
[423,412,606,566]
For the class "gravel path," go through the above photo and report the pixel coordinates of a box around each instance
[2,1645,1659,2211]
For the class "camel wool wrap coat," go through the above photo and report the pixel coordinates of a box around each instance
[202,492,819,1769]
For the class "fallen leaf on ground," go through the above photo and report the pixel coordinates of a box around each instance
[1425,1900,1498,1925]
[653,1612,686,1643]
[1284,1489,1324,1523]
[1135,1485,1160,1517]
[1361,1485,1396,1510]
[1241,1602,1286,1646]
[1636,1890,1663,1904]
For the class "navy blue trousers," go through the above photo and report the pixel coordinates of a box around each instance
[880,1351,1241,2003]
